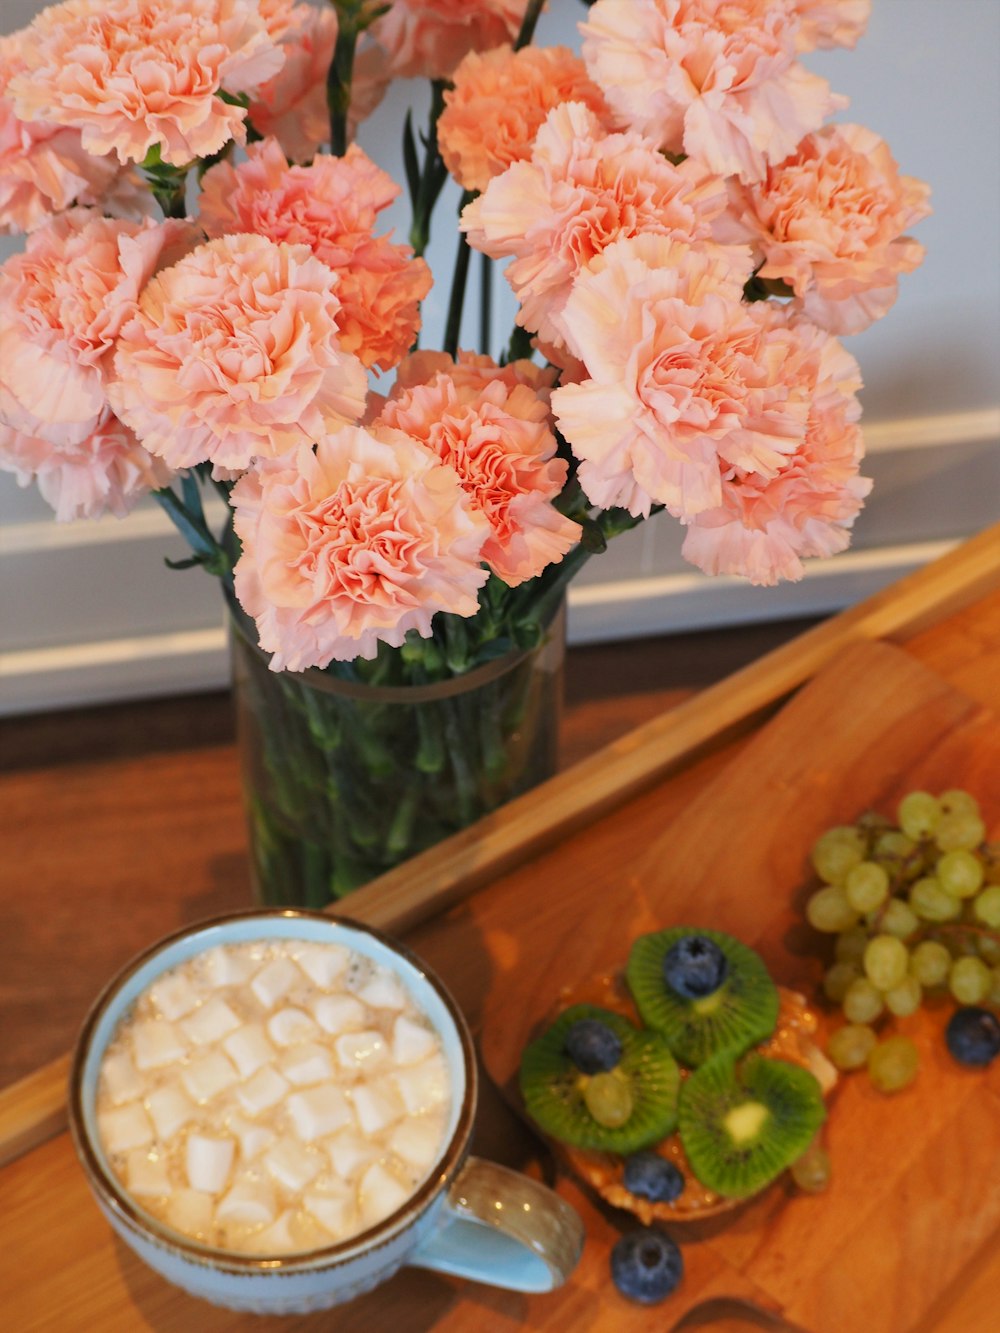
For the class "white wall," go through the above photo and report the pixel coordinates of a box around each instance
[1,0,998,713]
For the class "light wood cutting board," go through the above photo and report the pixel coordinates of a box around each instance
[481,638,1000,1332]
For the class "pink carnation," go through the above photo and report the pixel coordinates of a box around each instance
[0,209,194,450]
[792,0,871,52]
[110,233,368,473]
[581,0,846,182]
[198,139,431,372]
[393,349,558,398]
[0,409,172,522]
[550,232,837,521]
[461,101,729,354]
[438,44,611,194]
[680,309,871,585]
[721,123,931,334]
[0,33,126,235]
[378,359,579,586]
[248,6,388,161]
[7,0,284,168]
[369,0,529,81]
[230,428,491,669]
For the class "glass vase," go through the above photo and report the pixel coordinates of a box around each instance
[230,606,565,907]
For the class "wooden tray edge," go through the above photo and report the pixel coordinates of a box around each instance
[1,523,997,1169]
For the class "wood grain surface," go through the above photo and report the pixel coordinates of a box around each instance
[1,527,999,1332]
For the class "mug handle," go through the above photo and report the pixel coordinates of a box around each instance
[408,1156,585,1293]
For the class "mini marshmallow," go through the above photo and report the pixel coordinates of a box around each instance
[267,1007,320,1047]
[229,1113,276,1162]
[280,1042,334,1087]
[99,1103,154,1154]
[185,1133,235,1194]
[250,957,301,1010]
[356,971,407,1011]
[253,1211,299,1254]
[391,1015,438,1067]
[100,1049,144,1105]
[200,945,256,989]
[148,972,201,1021]
[263,1138,324,1194]
[146,1085,197,1141]
[166,1189,214,1238]
[334,1029,388,1072]
[394,1055,448,1117]
[295,942,350,989]
[126,1148,172,1198]
[389,1119,444,1172]
[324,1129,379,1181]
[131,1019,188,1071]
[180,996,241,1047]
[304,1184,356,1238]
[216,1177,277,1227]
[287,1085,354,1142]
[236,1065,291,1117]
[222,1023,275,1079]
[359,1162,410,1227]
[311,994,366,1035]
[181,1050,239,1103]
[351,1078,405,1137]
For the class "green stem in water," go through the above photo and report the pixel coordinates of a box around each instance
[327,9,360,156]
[479,252,493,356]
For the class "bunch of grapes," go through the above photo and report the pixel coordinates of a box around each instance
[803,788,999,1093]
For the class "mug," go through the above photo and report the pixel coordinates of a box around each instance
[68,909,584,1315]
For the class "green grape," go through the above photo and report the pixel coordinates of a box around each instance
[977,933,1000,966]
[884,974,922,1017]
[935,812,986,853]
[937,849,985,898]
[845,861,890,913]
[909,876,962,923]
[827,1023,878,1070]
[873,829,918,877]
[949,956,992,1005]
[972,885,1000,930]
[983,848,1000,886]
[811,826,866,885]
[842,977,884,1024]
[910,939,952,987]
[835,927,870,963]
[789,1138,831,1193]
[863,934,909,991]
[940,789,980,819]
[582,1072,633,1128]
[879,898,920,939]
[897,791,941,841]
[823,961,861,1003]
[867,1036,920,1094]
[806,885,859,933]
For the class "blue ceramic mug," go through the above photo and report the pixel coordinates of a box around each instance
[68,909,584,1315]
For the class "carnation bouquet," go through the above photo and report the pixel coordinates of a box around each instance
[0,0,929,902]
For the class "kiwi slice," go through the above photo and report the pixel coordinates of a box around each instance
[626,927,779,1066]
[678,1052,826,1199]
[519,1004,680,1155]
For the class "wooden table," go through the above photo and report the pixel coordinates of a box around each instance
[2,524,999,1332]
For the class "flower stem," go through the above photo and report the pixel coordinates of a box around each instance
[443,191,476,357]
[408,81,449,257]
[327,10,360,156]
[515,0,546,50]
[480,252,493,355]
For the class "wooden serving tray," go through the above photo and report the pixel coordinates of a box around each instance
[1,524,999,1331]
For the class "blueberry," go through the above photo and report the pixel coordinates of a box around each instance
[945,1007,1000,1067]
[610,1227,684,1305]
[623,1152,685,1203]
[662,935,729,999]
[563,1018,623,1074]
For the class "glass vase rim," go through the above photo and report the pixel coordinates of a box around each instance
[227,598,565,705]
